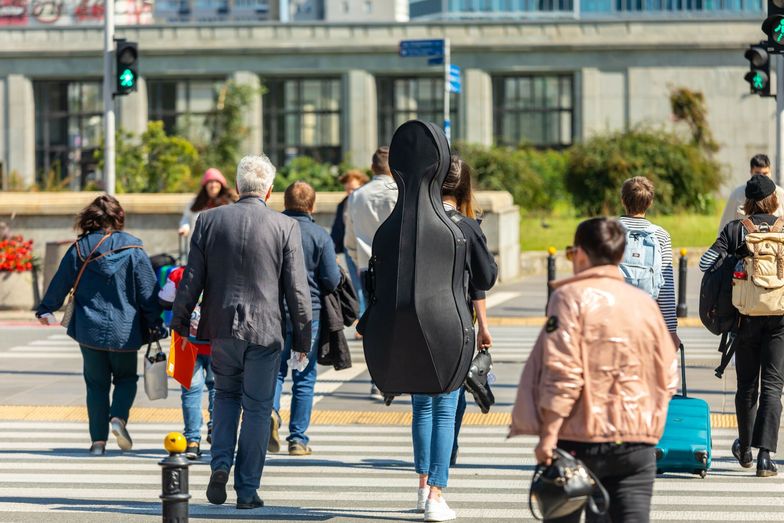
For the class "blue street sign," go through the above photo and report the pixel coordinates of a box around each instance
[449,65,461,93]
[399,39,445,58]
[428,57,444,65]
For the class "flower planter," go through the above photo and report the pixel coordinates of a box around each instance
[0,271,36,310]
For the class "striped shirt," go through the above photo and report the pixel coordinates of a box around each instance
[618,216,677,333]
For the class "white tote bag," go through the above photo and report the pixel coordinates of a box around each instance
[144,341,169,401]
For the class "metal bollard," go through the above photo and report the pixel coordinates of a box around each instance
[160,432,190,523]
[546,246,557,313]
[676,248,688,318]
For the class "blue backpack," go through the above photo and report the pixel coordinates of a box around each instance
[619,225,664,299]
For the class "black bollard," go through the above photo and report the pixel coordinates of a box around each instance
[546,247,557,313]
[160,433,190,523]
[676,248,688,318]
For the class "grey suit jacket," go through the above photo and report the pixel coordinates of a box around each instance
[171,196,312,353]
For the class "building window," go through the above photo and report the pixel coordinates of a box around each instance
[492,74,574,148]
[34,81,103,189]
[376,77,459,147]
[147,78,225,144]
[262,78,342,166]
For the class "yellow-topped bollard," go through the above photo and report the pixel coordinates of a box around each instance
[677,248,688,318]
[547,246,557,256]
[546,246,557,313]
[164,432,187,454]
[160,432,190,522]
[680,248,687,257]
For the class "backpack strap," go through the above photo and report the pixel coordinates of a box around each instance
[741,218,758,234]
[772,216,784,233]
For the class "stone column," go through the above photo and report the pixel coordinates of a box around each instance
[461,69,493,146]
[6,75,35,188]
[343,70,377,167]
[232,71,263,155]
[118,76,148,137]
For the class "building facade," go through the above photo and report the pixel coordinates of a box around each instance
[0,19,774,192]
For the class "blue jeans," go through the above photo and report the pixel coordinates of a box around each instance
[181,354,215,443]
[210,338,281,499]
[345,253,366,317]
[411,389,461,488]
[273,317,320,445]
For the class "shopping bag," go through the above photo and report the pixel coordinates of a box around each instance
[168,332,198,389]
[144,340,169,400]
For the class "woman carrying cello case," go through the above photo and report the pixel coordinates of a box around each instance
[359,120,497,521]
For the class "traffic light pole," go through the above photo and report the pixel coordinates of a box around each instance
[778,55,784,186]
[103,0,116,195]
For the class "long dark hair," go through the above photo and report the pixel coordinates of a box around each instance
[76,195,125,234]
[443,155,479,219]
[191,185,238,212]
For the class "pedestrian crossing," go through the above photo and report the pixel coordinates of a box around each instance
[0,421,781,522]
[0,326,727,366]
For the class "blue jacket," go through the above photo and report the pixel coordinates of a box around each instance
[37,231,162,351]
[283,211,341,313]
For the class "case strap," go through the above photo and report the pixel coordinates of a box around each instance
[70,233,112,297]
[741,218,757,235]
[772,216,784,233]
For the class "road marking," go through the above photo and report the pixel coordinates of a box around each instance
[486,291,521,309]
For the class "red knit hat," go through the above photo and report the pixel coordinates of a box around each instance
[201,168,227,188]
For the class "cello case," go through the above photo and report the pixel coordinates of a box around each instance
[361,120,474,395]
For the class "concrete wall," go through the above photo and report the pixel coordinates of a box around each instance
[0,190,520,284]
[0,20,771,192]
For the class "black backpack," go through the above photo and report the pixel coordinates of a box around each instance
[699,252,739,336]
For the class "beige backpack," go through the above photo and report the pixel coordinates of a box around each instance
[732,217,784,316]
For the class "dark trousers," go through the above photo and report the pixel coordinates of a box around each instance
[735,315,784,452]
[80,346,138,442]
[545,442,656,523]
[210,338,280,499]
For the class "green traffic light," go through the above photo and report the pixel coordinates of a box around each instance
[119,68,135,88]
[753,73,765,90]
[776,20,784,43]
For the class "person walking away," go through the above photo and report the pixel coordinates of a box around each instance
[269,181,341,456]
[412,156,498,522]
[618,176,681,348]
[159,266,215,460]
[36,195,163,456]
[171,155,312,510]
[700,174,784,477]
[344,146,398,400]
[178,168,238,240]
[331,170,369,322]
[443,158,493,467]
[511,217,678,523]
[718,154,784,231]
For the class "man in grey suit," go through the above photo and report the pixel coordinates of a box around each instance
[172,154,312,510]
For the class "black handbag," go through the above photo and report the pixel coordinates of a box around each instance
[529,448,610,520]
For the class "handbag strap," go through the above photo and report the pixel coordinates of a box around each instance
[70,233,112,296]
[528,463,545,521]
[145,339,163,361]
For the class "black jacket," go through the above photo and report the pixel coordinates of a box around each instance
[318,270,360,370]
[330,196,348,255]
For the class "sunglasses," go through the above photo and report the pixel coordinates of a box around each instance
[565,246,578,261]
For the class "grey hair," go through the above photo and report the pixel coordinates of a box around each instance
[236,155,276,195]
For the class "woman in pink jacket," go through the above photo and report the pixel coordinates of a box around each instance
[510,217,678,523]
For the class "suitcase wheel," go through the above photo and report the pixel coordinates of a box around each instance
[694,450,709,466]
[699,470,707,479]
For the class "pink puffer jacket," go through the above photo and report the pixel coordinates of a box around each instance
[510,265,678,445]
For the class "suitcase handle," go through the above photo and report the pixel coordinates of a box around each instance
[679,343,687,397]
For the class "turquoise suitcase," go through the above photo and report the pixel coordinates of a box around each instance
[655,344,712,478]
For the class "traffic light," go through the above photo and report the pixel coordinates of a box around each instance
[115,40,138,96]
[763,0,784,51]
[745,44,771,96]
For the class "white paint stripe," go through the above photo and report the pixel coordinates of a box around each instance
[278,364,368,411]
[8,346,80,352]
[28,340,79,346]
[485,292,522,309]
[650,511,784,521]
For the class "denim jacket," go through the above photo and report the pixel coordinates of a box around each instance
[37,231,162,351]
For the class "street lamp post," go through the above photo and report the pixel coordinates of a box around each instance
[103,0,116,195]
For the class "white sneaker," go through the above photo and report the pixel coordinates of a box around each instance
[424,496,456,522]
[416,487,430,512]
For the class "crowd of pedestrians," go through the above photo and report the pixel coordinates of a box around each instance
[32,133,784,522]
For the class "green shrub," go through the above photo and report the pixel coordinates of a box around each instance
[457,143,568,213]
[273,156,343,192]
[565,128,723,215]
